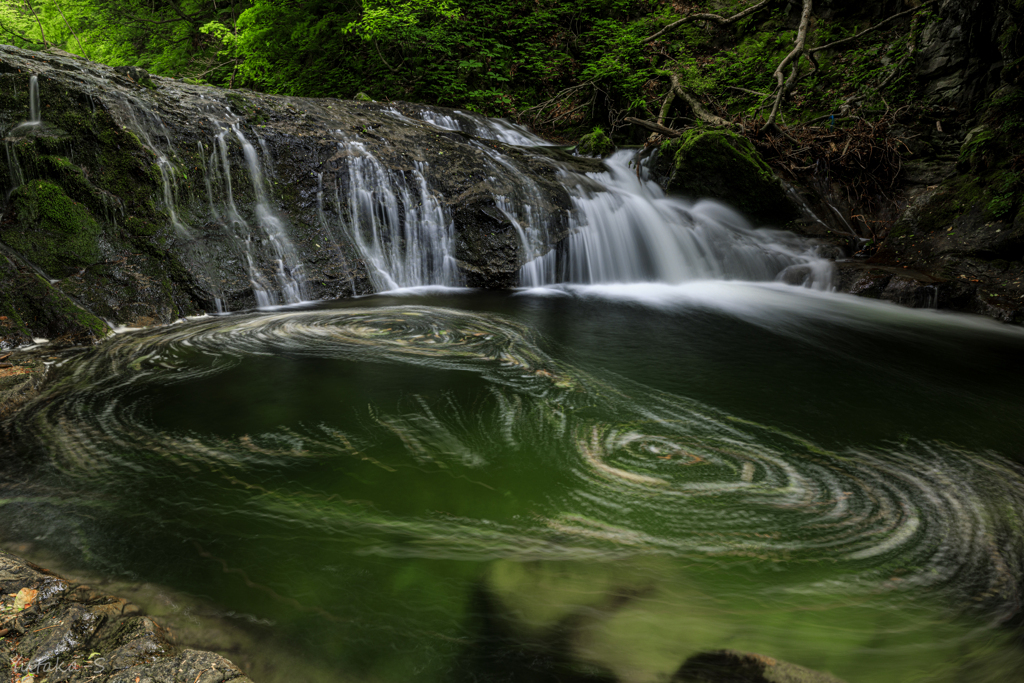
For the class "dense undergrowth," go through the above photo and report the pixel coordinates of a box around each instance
[0,0,975,141]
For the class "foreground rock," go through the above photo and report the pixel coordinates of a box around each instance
[0,550,252,683]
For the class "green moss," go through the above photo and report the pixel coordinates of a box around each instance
[576,127,615,157]
[125,215,159,236]
[1,180,102,279]
[658,129,795,225]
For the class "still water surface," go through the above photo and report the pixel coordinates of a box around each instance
[3,283,1024,682]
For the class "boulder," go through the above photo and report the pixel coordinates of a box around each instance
[655,129,796,226]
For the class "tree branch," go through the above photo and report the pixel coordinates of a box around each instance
[0,18,44,47]
[643,0,772,43]
[53,1,88,58]
[23,0,48,46]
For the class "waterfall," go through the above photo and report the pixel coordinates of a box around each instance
[331,140,461,290]
[201,127,304,309]
[518,151,831,289]
[232,124,307,305]
[379,108,827,291]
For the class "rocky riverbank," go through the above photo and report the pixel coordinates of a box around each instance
[0,549,252,683]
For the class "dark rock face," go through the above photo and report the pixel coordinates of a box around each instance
[0,549,253,682]
[656,129,796,227]
[915,0,1016,108]
[783,0,1024,323]
[0,45,590,343]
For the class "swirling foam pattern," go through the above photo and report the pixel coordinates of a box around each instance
[10,306,1024,624]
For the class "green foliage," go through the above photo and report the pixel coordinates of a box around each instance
[0,0,947,134]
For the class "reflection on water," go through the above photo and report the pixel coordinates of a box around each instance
[2,291,1024,682]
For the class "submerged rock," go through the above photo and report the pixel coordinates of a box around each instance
[673,649,847,683]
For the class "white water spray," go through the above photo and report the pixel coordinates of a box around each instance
[518,151,832,289]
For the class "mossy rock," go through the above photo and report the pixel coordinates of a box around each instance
[657,129,796,226]
[0,256,107,347]
[577,128,615,157]
[0,179,102,279]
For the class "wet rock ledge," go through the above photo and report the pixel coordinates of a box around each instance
[0,550,252,683]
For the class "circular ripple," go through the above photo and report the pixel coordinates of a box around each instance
[9,306,1024,624]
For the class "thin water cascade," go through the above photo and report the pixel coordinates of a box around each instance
[519,151,832,289]
[316,171,357,296]
[4,75,41,194]
[232,124,306,304]
[333,140,461,290]
[118,97,227,311]
[204,130,279,308]
[27,74,39,124]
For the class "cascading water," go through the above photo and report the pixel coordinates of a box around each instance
[27,74,39,124]
[232,124,307,305]
[115,98,227,312]
[199,125,306,308]
[417,108,549,146]
[386,107,829,291]
[519,151,831,288]
[331,140,461,290]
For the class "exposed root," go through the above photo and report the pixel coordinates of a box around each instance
[761,0,813,135]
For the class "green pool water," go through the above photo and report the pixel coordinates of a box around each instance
[3,283,1024,682]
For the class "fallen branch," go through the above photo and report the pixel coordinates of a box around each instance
[656,88,675,127]
[727,85,772,98]
[624,117,682,137]
[643,0,772,43]
[519,80,596,125]
[669,73,735,128]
